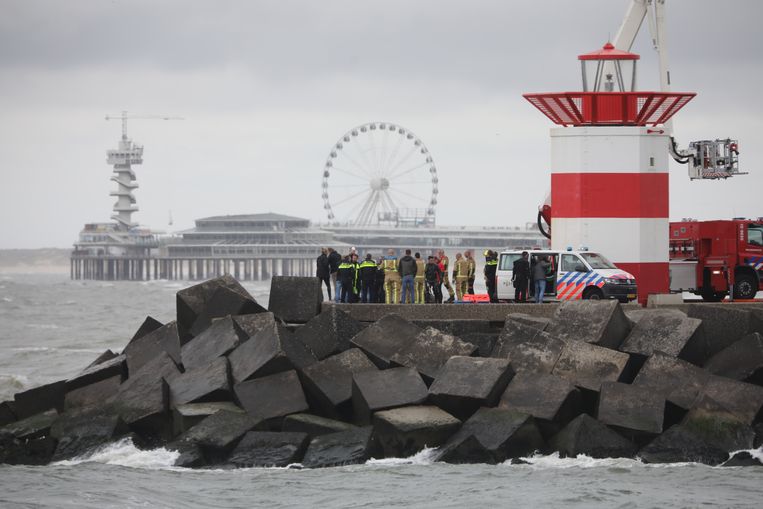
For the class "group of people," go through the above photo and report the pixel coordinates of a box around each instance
[510,251,552,304]
[316,247,501,304]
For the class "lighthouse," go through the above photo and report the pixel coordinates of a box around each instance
[524,42,695,304]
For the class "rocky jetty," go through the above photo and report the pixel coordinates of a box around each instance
[2,275,762,468]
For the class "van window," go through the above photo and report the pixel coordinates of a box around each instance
[500,253,520,271]
[560,254,583,272]
[580,252,617,269]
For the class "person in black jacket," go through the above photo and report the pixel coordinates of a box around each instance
[375,257,386,303]
[337,255,355,303]
[327,247,342,301]
[484,250,499,303]
[512,251,531,303]
[316,248,331,301]
[425,256,442,303]
[358,253,377,303]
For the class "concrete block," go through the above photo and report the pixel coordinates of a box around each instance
[268,276,323,324]
[0,401,16,427]
[458,332,499,357]
[703,332,763,382]
[301,426,376,468]
[549,414,637,459]
[227,431,309,467]
[123,321,182,376]
[168,441,206,468]
[498,372,581,430]
[428,356,514,421]
[328,302,559,323]
[350,314,421,369]
[620,309,702,358]
[372,405,460,458]
[702,375,763,425]
[597,382,664,435]
[234,370,308,422]
[65,354,126,392]
[505,313,550,331]
[390,327,478,384]
[179,409,261,456]
[188,285,266,338]
[632,351,710,409]
[1,409,58,440]
[411,319,493,337]
[491,320,566,374]
[109,351,180,427]
[437,407,545,464]
[293,307,366,360]
[176,275,257,342]
[64,374,122,410]
[352,367,428,425]
[128,316,164,343]
[646,293,684,307]
[722,451,763,467]
[180,316,247,370]
[232,312,279,338]
[228,322,316,385]
[282,413,357,438]
[300,349,377,419]
[682,396,755,453]
[638,424,728,465]
[686,304,763,363]
[50,409,128,461]
[546,300,633,349]
[83,349,119,370]
[169,357,231,407]
[0,430,57,466]
[551,340,629,392]
[172,402,244,436]
[13,380,66,420]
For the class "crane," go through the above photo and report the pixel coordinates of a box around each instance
[105,110,184,140]
[611,0,744,180]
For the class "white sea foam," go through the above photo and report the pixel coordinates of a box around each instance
[2,296,12,302]
[28,323,61,330]
[365,447,439,466]
[55,437,180,469]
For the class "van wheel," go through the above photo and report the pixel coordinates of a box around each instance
[733,275,757,300]
[583,288,604,300]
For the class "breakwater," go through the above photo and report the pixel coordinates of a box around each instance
[2,275,762,468]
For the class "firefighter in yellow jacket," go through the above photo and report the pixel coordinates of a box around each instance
[382,248,401,303]
[414,252,426,304]
[437,249,455,303]
[453,252,470,301]
[465,249,476,295]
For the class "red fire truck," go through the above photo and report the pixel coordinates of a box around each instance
[669,219,763,301]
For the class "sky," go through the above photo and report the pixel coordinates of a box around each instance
[1,0,761,249]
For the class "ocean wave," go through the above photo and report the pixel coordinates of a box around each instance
[2,296,13,303]
[27,323,61,330]
[365,447,439,466]
[0,373,30,392]
[55,437,180,469]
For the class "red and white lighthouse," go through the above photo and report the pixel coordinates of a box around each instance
[524,43,695,304]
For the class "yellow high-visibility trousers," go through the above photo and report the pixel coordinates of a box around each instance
[455,276,469,301]
[415,278,426,304]
[385,279,400,304]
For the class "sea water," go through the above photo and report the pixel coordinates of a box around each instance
[1,274,761,508]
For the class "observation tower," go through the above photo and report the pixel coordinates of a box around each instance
[107,115,144,230]
[524,42,695,303]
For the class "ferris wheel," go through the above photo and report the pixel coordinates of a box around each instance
[322,122,438,226]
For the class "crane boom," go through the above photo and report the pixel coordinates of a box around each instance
[105,110,184,139]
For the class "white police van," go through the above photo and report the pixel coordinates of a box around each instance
[496,249,638,302]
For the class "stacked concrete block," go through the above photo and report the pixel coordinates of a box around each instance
[545,300,633,349]
[351,367,428,425]
[350,314,421,368]
[428,357,514,420]
[390,327,477,383]
[268,276,323,324]
[294,307,365,360]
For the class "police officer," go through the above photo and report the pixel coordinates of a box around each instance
[382,249,401,304]
[484,249,498,303]
[453,252,470,301]
[358,253,377,303]
[337,256,354,303]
